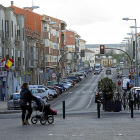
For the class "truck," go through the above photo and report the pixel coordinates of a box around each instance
[94,63,102,72]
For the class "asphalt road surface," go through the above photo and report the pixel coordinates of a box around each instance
[0,67,116,120]
[51,67,116,114]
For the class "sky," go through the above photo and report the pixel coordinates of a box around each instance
[1,0,140,44]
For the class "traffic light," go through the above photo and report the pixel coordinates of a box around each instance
[129,73,131,79]
[100,45,105,54]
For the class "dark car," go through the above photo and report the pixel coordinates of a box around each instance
[106,69,111,74]
[7,93,20,110]
[54,86,63,94]
[66,76,79,83]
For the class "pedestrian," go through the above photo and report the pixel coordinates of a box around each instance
[19,83,37,125]
[127,82,130,91]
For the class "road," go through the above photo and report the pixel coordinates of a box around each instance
[0,67,116,120]
[51,68,116,114]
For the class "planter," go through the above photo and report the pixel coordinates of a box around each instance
[103,100,114,111]
[113,101,122,112]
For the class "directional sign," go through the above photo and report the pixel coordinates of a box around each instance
[129,68,135,74]
[51,72,57,78]
[129,80,134,86]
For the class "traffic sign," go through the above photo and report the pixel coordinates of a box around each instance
[51,72,57,78]
[129,68,135,74]
[129,80,134,86]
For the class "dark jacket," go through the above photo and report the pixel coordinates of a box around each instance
[19,88,37,106]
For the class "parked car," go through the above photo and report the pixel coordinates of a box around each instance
[106,69,111,74]
[29,85,57,98]
[29,88,51,101]
[60,81,73,88]
[7,93,20,110]
[66,76,79,83]
[61,79,75,86]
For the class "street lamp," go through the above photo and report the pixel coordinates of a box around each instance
[122,17,138,86]
[23,5,39,83]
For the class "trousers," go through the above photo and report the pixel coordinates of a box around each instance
[21,105,33,122]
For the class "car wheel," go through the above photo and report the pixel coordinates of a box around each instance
[49,95,53,101]
[42,96,48,102]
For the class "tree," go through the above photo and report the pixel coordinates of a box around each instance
[98,77,116,100]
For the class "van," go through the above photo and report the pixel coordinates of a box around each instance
[122,78,130,90]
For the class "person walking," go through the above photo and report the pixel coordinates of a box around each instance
[19,83,37,125]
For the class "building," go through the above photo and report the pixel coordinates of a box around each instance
[79,39,86,69]
[85,49,95,67]
[0,4,26,100]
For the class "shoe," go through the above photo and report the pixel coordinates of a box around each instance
[24,120,30,125]
[22,122,27,125]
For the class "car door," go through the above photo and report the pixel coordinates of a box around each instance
[41,89,48,98]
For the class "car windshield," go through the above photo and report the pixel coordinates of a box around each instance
[13,94,20,99]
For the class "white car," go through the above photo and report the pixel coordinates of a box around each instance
[60,81,72,88]
[29,85,57,98]
[29,88,52,101]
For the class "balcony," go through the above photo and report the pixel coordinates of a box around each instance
[53,36,57,43]
[1,37,8,43]
[25,29,41,42]
[14,40,20,45]
[41,16,50,22]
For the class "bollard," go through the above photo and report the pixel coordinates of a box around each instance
[63,101,65,119]
[131,100,133,118]
[97,100,100,118]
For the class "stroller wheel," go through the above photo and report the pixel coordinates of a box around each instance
[31,116,38,124]
[48,116,54,124]
[40,117,47,125]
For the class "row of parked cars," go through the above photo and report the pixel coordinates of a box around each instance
[7,70,90,110]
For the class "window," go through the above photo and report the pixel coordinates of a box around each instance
[17,26,20,41]
[11,21,13,37]
[5,20,9,37]
[22,27,24,41]
[2,19,3,36]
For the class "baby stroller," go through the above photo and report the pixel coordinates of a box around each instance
[31,96,57,125]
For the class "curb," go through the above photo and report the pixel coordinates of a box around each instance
[0,110,21,114]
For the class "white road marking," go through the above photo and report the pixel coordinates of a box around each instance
[85,87,97,109]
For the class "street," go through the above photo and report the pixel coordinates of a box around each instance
[1,68,140,140]
[51,68,116,114]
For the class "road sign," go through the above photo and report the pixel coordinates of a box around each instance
[129,68,135,74]
[51,72,57,78]
[129,80,134,86]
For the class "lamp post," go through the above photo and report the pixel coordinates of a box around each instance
[23,6,39,83]
[122,18,138,86]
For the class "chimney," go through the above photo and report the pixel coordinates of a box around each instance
[11,1,14,6]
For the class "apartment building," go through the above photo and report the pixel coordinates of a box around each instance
[41,15,67,78]
[0,5,26,100]
[79,39,86,69]
[10,1,68,82]
[85,49,95,67]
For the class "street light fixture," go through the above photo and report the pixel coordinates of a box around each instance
[122,17,138,86]
[23,5,39,83]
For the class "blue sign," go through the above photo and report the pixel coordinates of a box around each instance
[129,80,134,85]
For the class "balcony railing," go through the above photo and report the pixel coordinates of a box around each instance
[25,29,41,41]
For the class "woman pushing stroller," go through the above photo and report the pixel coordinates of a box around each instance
[19,83,38,125]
